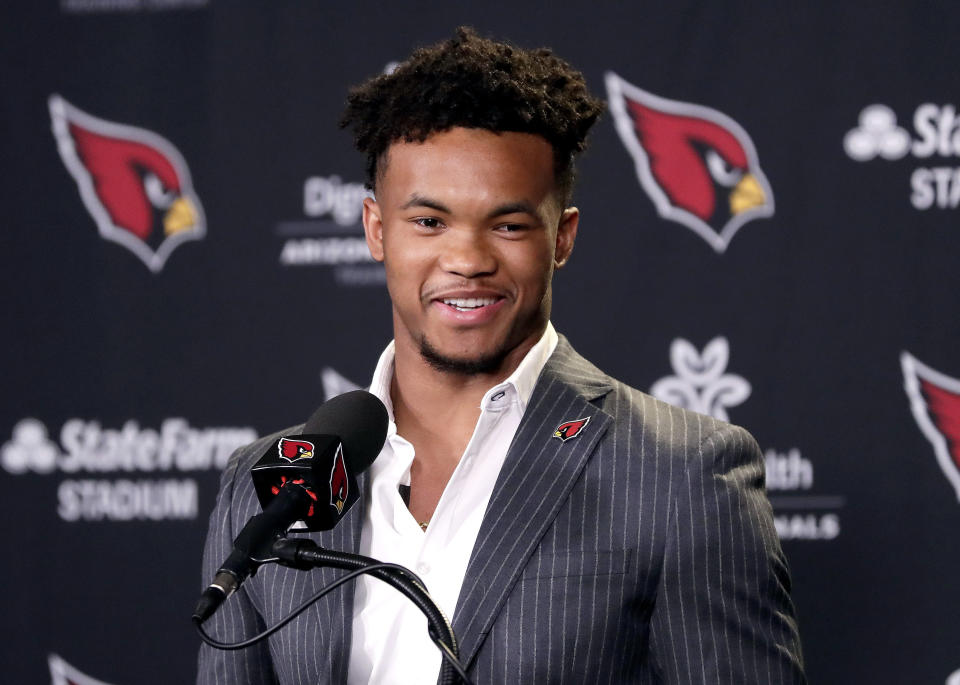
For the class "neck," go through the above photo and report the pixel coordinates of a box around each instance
[389,325,544,443]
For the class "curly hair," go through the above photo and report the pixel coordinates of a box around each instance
[340,27,605,205]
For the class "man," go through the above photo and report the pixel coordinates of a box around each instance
[198,28,805,684]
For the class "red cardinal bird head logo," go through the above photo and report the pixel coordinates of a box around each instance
[48,94,206,272]
[553,417,591,443]
[605,73,774,253]
[278,438,315,463]
[329,444,348,514]
[902,352,960,502]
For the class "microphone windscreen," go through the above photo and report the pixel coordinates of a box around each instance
[303,390,388,473]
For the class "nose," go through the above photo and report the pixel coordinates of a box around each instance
[438,229,497,278]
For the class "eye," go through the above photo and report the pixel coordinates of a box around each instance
[412,217,445,230]
[496,223,526,233]
[144,173,176,208]
[705,150,743,187]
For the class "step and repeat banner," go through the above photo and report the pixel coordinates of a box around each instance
[3,2,959,683]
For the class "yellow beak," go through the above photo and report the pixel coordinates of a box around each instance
[729,173,766,215]
[164,197,197,235]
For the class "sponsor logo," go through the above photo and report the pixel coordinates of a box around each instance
[651,337,843,540]
[49,95,205,272]
[329,444,348,513]
[1,417,255,521]
[845,103,960,209]
[50,654,117,685]
[649,337,750,420]
[901,351,960,501]
[278,438,315,463]
[606,72,774,253]
[553,417,591,443]
[276,174,384,286]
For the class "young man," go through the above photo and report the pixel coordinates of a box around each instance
[198,28,805,684]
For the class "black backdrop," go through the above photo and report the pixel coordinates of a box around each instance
[3,2,960,683]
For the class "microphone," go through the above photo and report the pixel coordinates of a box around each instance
[193,390,388,623]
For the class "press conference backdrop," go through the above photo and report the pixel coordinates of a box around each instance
[3,2,958,683]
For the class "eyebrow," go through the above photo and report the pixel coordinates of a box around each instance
[400,194,540,220]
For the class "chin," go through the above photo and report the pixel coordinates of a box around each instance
[418,336,509,376]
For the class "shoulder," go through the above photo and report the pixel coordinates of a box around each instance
[548,336,760,471]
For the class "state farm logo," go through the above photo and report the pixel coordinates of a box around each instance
[651,337,842,540]
[1,417,255,521]
[49,95,206,272]
[844,103,960,209]
[901,351,960,501]
[275,174,384,287]
[606,73,774,253]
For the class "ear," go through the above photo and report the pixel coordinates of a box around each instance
[554,207,579,268]
[362,196,385,262]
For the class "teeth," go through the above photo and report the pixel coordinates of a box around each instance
[442,297,497,310]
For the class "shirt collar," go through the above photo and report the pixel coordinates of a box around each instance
[367,321,558,424]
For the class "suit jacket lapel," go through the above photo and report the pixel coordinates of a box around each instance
[451,337,614,668]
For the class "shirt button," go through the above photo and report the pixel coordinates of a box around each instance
[491,390,506,402]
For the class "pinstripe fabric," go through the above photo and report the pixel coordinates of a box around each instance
[197,337,805,684]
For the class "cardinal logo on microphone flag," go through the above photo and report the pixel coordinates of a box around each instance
[48,94,206,272]
[278,438,315,463]
[605,72,774,253]
[554,417,591,443]
[329,444,348,513]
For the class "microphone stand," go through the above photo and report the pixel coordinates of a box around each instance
[272,537,465,685]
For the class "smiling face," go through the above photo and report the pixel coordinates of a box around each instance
[362,127,578,377]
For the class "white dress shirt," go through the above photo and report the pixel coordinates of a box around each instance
[347,323,558,684]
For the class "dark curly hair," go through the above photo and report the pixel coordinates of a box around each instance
[340,27,605,205]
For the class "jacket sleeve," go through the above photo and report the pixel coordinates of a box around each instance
[196,445,280,685]
[648,422,806,684]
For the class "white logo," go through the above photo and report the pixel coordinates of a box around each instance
[845,103,960,209]
[844,105,911,161]
[1,418,59,474]
[947,667,960,685]
[276,175,384,285]
[2,418,256,522]
[649,337,750,421]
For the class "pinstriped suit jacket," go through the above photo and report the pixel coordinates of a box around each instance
[197,337,805,684]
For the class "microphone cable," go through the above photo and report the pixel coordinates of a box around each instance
[194,557,474,685]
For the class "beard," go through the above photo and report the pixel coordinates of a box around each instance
[418,334,510,376]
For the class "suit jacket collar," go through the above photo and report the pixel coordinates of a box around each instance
[450,335,615,668]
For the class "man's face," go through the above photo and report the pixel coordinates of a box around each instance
[362,127,578,375]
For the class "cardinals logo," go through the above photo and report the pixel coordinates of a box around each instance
[605,73,774,253]
[553,417,591,443]
[329,444,348,513]
[902,352,960,502]
[278,438,315,463]
[49,94,206,272]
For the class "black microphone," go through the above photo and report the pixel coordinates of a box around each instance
[193,390,388,623]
